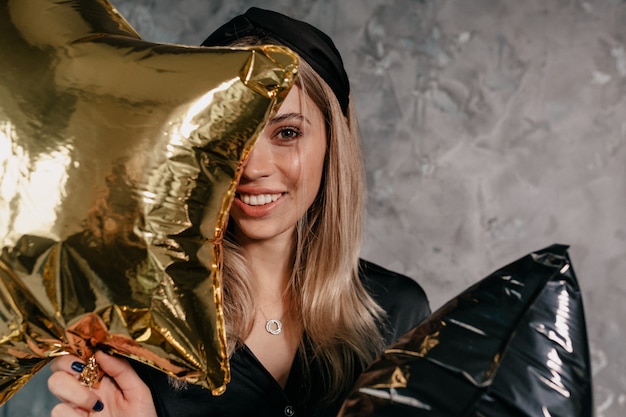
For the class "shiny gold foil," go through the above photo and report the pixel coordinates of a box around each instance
[78,356,102,388]
[0,0,298,404]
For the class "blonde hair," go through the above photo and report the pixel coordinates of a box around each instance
[219,39,384,403]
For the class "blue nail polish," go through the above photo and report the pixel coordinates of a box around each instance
[92,400,104,412]
[71,361,85,373]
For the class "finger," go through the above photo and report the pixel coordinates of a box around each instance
[49,354,84,374]
[48,370,104,413]
[94,351,150,397]
[50,402,88,417]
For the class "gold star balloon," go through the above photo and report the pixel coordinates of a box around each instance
[0,0,298,404]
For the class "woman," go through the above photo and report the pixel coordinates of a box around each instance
[48,8,430,417]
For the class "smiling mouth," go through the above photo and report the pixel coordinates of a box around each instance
[237,193,282,206]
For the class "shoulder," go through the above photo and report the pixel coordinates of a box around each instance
[358,259,429,305]
[358,259,431,345]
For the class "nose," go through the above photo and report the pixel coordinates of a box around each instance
[241,136,273,180]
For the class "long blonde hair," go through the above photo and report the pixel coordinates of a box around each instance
[222,40,385,402]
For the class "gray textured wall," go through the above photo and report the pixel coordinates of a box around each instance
[4,1,624,416]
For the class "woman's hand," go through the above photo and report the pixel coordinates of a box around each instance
[48,351,157,417]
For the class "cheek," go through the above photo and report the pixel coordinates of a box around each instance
[283,148,303,185]
[302,145,326,196]
[281,141,326,200]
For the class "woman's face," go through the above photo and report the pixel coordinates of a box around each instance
[229,85,327,244]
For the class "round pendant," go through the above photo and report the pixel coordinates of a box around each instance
[265,319,283,335]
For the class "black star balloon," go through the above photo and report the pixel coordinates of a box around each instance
[338,245,593,417]
[0,0,298,404]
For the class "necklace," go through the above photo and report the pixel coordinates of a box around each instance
[259,307,283,335]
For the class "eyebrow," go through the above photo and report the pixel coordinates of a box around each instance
[268,112,311,125]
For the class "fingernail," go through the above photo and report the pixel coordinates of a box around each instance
[92,400,104,412]
[71,361,85,372]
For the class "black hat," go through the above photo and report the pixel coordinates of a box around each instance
[201,7,350,115]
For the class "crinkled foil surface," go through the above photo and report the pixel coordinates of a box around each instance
[339,245,593,417]
[0,0,298,403]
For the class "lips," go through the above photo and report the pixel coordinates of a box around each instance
[237,193,282,206]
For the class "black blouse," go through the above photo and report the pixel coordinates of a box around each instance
[134,259,430,417]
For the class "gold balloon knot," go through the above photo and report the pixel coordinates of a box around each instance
[79,356,102,388]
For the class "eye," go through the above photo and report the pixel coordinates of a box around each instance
[274,126,303,142]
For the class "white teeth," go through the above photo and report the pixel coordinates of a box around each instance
[239,193,281,206]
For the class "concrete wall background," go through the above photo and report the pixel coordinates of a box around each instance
[3,1,624,416]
